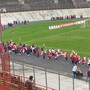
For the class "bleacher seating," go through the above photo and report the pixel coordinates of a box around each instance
[0,0,90,12]
[73,0,90,8]
[0,0,27,12]
[24,0,56,10]
[58,0,74,9]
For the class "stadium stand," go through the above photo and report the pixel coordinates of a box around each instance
[0,0,90,12]
[24,0,55,10]
[1,8,90,25]
[0,0,27,12]
[57,0,75,9]
[72,0,90,8]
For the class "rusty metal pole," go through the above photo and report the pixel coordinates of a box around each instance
[0,12,1,43]
[0,10,4,53]
[0,12,2,52]
[0,8,6,52]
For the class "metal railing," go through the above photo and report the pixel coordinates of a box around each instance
[6,60,88,90]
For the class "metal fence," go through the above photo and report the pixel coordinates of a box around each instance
[7,60,89,90]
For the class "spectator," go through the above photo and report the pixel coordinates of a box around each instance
[64,52,68,60]
[47,51,51,59]
[86,69,90,82]
[81,57,86,65]
[36,48,40,57]
[4,45,8,52]
[87,58,90,67]
[72,65,77,78]
[41,50,47,59]
[0,45,2,52]
[76,67,83,78]
[25,76,34,90]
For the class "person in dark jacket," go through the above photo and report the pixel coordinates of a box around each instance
[86,69,90,82]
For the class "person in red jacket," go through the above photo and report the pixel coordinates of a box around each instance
[41,50,47,59]
[74,54,79,64]
[64,52,68,60]
[81,57,86,65]
[71,54,76,64]
[54,51,57,60]
[47,52,51,59]
[0,45,2,52]
[37,48,40,57]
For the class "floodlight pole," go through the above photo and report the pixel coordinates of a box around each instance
[0,10,3,53]
[0,11,2,45]
[0,9,6,53]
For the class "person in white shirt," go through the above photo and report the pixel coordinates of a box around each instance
[72,65,77,78]
[87,58,90,66]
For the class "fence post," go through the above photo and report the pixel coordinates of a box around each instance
[33,65,36,86]
[73,77,74,90]
[45,68,48,90]
[89,77,90,90]
[12,61,15,74]
[22,63,25,81]
[58,72,60,90]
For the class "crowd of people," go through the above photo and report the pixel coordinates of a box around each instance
[51,15,83,21]
[72,64,90,82]
[1,40,90,67]
[51,15,76,21]
[2,20,30,30]
[1,41,90,82]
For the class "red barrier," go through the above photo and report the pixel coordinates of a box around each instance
[0,71,26,90]
[0,86,8,90]
[0,71,56,90]
[1,52,10,73]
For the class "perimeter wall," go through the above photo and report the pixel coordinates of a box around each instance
[1,8,90,25]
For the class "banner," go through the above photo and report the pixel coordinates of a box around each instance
[49,20,85,30]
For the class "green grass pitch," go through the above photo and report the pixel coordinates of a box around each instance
[2,19,90,58]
